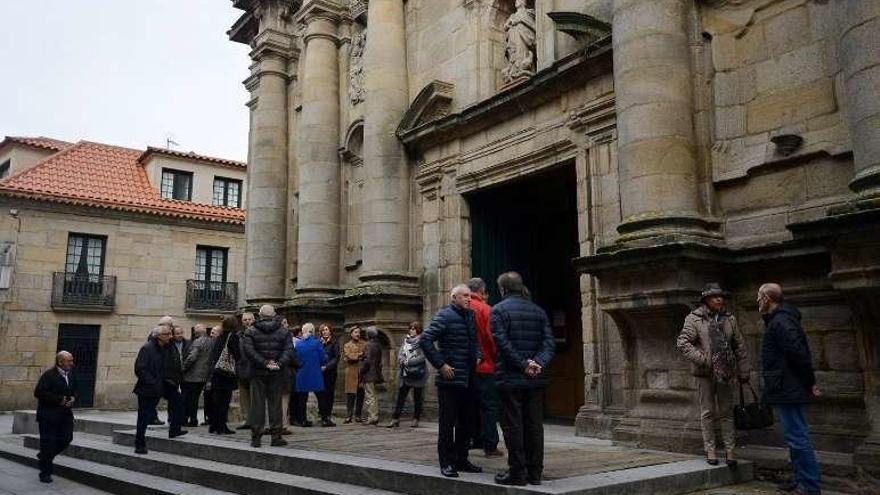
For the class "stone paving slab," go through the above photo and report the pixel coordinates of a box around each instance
[177,421,692,480]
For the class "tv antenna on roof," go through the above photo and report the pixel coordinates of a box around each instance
[165,135,180,150]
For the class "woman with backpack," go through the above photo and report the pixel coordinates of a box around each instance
[387,322,427,428]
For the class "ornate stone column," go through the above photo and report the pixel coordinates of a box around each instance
[840,0,880,198]
[611,0,717,244]
[360,0,415,288]
[294,5,343,302]
[243,4,294,305]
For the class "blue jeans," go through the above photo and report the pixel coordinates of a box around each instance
[775,404,821,494]
[474,373,500,452]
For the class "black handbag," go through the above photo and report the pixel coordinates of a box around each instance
[734,383,774,430]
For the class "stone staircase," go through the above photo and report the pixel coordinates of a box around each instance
[0,411,754,495]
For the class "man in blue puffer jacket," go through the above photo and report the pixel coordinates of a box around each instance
[491,271,555,486]
[758,283,821,495]
[420,284,482,478]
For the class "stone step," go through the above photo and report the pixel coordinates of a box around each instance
[19,433,403,495]
[108,429,751,495]
[739,444,877,494]
[0,437,234,495]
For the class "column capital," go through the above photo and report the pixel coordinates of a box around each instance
[295,0,345,25]
[249,28,296,62]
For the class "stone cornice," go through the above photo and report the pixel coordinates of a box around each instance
[398,37,612,152]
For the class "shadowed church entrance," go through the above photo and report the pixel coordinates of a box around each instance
[467,163,584,418]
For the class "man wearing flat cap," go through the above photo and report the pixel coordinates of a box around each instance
[677,283,751,466]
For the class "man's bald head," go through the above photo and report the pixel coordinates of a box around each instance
[757,283,784,314]
[56,351,74,371]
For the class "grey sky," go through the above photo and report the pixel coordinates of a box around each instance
[0,1,250,161]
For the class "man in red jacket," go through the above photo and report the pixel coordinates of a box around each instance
[468,277,504,458]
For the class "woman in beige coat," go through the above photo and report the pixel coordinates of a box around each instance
[677,283,751,467]
[342,326,367,423]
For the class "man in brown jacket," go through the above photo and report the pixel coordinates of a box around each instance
[677,283,751,466]
[360,326,384,425]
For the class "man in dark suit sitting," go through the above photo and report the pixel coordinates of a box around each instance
[33,351,78,483]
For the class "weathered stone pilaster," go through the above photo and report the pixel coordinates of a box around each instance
[611,0,717,244]
[294,6,343,302]
[360,0,414,287]
[841,0,880,197]
[243,24,294,305]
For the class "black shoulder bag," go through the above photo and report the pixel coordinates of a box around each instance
[734,382,774,430]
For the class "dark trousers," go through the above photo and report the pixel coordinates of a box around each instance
[499,388,544,477]
[392,384,424,420]
[250,373,286,435]
[437,385,476,468]
[346,388,365,419]
[210,388,233,430]
[38,417,73,476]
[163,382,185,433]
[182,381,206,424]
[293,391,320,423]
[203,387,213,423]
[474,373,500,452]
[318,373,337,419]
[135,396,161,448]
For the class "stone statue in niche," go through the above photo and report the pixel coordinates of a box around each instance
[502,0,536,83]
[349,31,366,104]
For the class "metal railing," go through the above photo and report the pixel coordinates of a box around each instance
[51,272,116,311]
[185,279,238,312]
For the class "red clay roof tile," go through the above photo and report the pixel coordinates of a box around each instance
[1,136,73,152]
[0,140,245,225]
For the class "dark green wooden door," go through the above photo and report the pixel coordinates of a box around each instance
[57,324,100,408]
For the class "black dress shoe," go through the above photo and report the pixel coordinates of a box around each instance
[39,474,53,483]
[321,418,336,427]
[134,446,148,455]
[527,475,542,485]
[219,427,236,435]
[169,429,189,439]
[149,419,165,426]
[440,465,459,478]
[187,421,198,427]
[494,470,527,486]
[236,424,251,430]
[209,428,217,434]
[455,460,482,473]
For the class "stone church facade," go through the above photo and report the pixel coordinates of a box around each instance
[229,0,880,472]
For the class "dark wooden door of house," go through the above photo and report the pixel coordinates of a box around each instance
[57,324,100,408]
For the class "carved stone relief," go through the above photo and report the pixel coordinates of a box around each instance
[501,0,537,83]
[349,31,366,104]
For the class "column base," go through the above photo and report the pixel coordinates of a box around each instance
[615,212,722,248]
[849,165,880,199]
[575,405,623,439]
[613,416,705,454]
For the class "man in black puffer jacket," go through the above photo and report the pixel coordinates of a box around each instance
[490,271,555,486]
[758,283,821,495]
[242,304,296,448]
[421,284,482,478]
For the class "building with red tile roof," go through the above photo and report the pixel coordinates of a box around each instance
[0,139,244,225]
[0,136,248,410]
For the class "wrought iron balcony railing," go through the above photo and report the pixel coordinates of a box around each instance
[185,280,238,312]
[51,272,116,312]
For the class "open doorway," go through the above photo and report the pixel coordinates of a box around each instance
[467,162,584,419]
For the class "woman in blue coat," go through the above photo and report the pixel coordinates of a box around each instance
[293,323,326,426]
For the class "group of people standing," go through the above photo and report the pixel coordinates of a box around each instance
[677,282,822,495]
[130,306,394,451]
[419,272,556,486]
